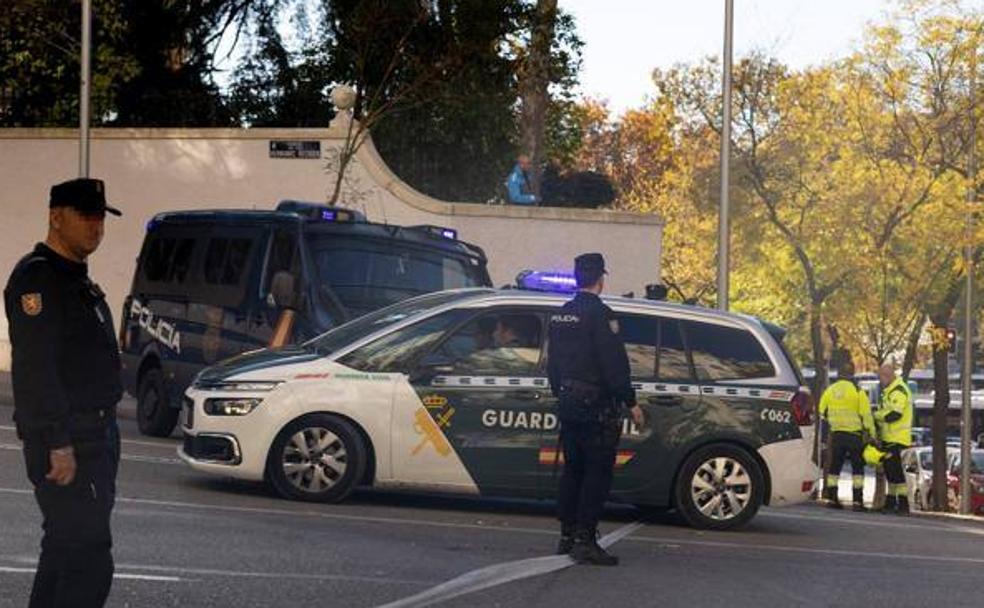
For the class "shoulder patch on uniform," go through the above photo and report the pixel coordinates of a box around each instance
[609,319,620,334]
[21,293,42,316]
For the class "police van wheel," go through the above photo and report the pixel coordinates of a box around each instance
[267,414,367,503]
[674,443,764,531]
[137,368,178,438]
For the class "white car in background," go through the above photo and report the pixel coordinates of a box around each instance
[902,446,958,510]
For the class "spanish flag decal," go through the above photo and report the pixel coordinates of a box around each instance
[538,448,636,468]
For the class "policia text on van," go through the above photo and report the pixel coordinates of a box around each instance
[119,201,491,437]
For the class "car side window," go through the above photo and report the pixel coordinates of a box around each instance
[433,311,543,376]
[141,236,197,285]
[616,315,657,379]
[338,311,465,373]
[656,318,693,382]
[683,320,776,382]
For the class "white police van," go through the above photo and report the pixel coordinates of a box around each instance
[179,278,818,530]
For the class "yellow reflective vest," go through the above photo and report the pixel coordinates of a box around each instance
[818,379,875,436]
[875,377,913,446]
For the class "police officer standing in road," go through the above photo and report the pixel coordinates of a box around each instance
[5,178,124,607]
[548,253,644,566]
[874,364,913,515]
[819,360,876,511]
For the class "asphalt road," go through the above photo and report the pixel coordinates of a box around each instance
[1,400,983,608]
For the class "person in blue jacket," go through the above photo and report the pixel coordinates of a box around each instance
[506,154,539,205]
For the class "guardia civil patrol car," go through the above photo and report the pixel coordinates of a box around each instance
[179,280,818,530]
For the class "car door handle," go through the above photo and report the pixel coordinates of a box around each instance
[514,390,543,401]
[648,395,683,407]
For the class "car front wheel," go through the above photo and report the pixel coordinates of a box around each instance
[267,414,367,503]
[674,443,765,530]
[137,368,179,437]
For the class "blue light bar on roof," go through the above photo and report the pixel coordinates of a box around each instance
[322,209,337,221]
[440,228,457,240]
[516,269,577,293]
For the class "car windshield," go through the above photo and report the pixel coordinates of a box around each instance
[307,235,489,318]
[303,290,488,355]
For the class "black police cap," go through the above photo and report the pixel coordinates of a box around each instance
[49,178,121,217]
[574,252,607,275]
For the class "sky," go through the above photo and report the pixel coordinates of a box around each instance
[562,0,899,113]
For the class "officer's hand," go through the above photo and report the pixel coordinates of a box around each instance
[630,405,645,429]
[46,446,76,486]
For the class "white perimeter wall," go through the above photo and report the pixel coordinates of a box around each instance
[0,124,663,370]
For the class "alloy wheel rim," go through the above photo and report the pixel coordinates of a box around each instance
[691,456,752,521]
[282,427,348,493]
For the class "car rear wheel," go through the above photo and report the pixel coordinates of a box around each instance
[267,414,367,503]
[137,368,179,437]
[674,443,764,531]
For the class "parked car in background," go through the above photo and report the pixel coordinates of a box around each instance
[910,427,932,447]
[902,446,958,511]
[946,450,984,515]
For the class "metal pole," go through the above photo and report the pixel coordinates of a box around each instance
[717,0,734,311]
[959,32,977,516]
[79,0,91,177]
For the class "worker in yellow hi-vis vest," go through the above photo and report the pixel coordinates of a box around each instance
[875,364,913,515]
[819,360,876,510]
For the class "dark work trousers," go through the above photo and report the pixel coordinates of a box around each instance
[22,422,120,608]
[557,418,621,532]
[829,432,865,477]
[882,442,906,486]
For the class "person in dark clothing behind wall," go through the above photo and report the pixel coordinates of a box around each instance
[4,178,124,608]
[547,253,645,566]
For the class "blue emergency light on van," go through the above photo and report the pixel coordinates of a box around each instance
[275,200,366,223]
[516,269,578,292]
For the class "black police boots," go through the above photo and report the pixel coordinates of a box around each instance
[852,489,866,512]
[823,485,842,509]
[570,529,618,566]
[882,495,897,514]
[556,523,575,555]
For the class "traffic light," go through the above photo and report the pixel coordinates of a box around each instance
[947,327,957,352]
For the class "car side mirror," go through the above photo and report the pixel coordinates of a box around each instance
[904,463,917,474]
[269,271,298,310]
[412,354,455,382]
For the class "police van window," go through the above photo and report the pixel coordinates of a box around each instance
[434,312,543,376]
[142,237,196,284]
[683,320,775,381]
[656,318,692,381]
[263,231,298,293]
[338,311,465,373]
[204,238,253,286]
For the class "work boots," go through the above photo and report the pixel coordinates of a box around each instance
[882,495,897,514]
[570,529,618,566]
[895,496,910,516]
[852,489,866,512]
[556,523,575,555]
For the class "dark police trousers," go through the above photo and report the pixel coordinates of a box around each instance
[22,423,120,608]
[558,417,621,532]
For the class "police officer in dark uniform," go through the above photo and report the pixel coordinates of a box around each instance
[5,178,123,607]
[548,253,644,566]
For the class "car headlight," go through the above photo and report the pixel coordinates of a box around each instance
[198,381,282,392]
[204,398,263,416]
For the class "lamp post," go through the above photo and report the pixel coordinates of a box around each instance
[959,31,977,516]
[79,0,91,177]
[717,0,734,311]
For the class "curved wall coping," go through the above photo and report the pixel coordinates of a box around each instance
[0,127,664,227]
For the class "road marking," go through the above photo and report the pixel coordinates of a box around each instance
[630,534,984,566]
[0,556,430,587]
[0,425,178,449]
[0,443,181,465]
[376,521,645,608]
[0,566,184,582]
